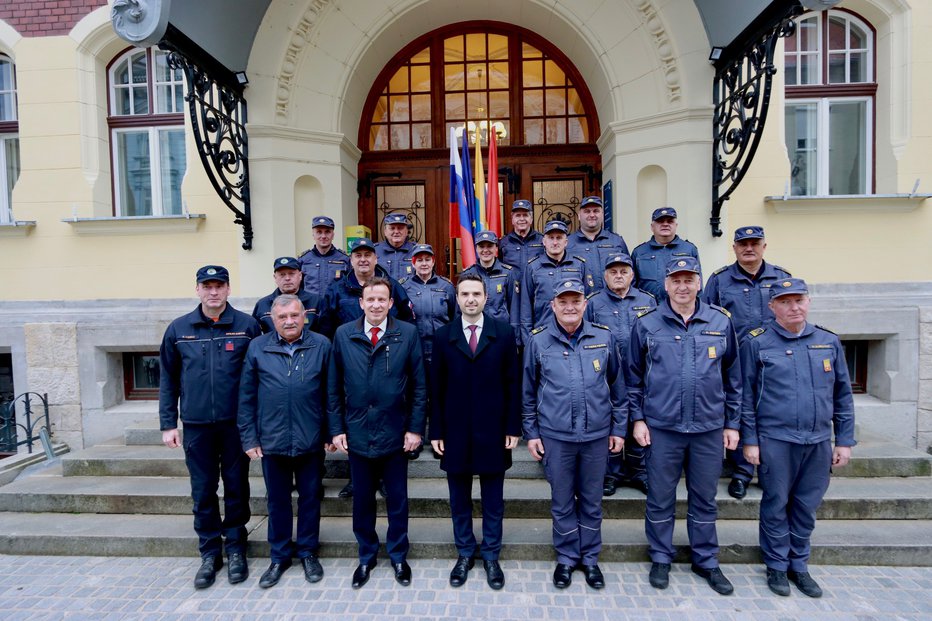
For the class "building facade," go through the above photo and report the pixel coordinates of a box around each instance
[0,0,929,452]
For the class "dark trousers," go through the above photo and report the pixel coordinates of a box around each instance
[447,472,505,561]
[726,440,755,483]
[540,435,608,565]
[262,452,323,563]
[182,421,251,558]
[607,418,647,483]
[645,427,722,568]
[348,450,409,564]
[758,437,832,572]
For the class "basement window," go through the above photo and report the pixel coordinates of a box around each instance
[122,352,160,400]
[841,340,867,394]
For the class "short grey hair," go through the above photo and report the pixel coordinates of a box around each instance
[271,294,305,311]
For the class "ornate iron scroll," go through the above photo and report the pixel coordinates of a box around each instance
[163,46,253,249]
[711,10,801,237]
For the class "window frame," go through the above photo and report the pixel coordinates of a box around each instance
[0,54,18,224]
[122,351,161,401]
[784,9,877,197]
[107,47,186,218]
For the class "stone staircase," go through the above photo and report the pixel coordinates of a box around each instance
[0,426,930,565]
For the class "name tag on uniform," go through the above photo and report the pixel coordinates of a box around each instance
[592,359,601,372]
[823,359,832,372]
[708,346,717,359]
[584,343,606,349]
[702,330,724,336]
[225,341,235,351]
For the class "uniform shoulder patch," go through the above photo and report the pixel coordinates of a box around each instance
[530,325,547,335]
[711,304,731,318]
[713,265,729,275]
[591,322,610,331]
[748,327,766,338]
[636,308,656,318]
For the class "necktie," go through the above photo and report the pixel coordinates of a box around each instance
[467,325,478,354]
[369,326,380,345]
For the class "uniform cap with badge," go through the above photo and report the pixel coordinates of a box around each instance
[511,199,533,212]
[475,230,499,245]
[349,237,377,253]
[734,225,765,241]
[196,265,230,283]
[411,243,434,257]
[543,219,569,235]
[664,255,701,276]
[579,195,603,209]
[604,253,634,270]
[769,277,809,298]
[651,207,678,221]
[383,212,411,227]
[553,278,585,297]
[273,256,300,271]
[311,215,335,229]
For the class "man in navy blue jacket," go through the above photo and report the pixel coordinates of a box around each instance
[740,278,855,598]
[159,265,261,589]
[251,256,320,334]
[328,277,427,589]
[238,294,333,588]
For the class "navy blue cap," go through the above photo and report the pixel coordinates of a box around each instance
[651,207,677,221]
[273,256,300,271]
[411,243,434,256]
[349,238,377,253]
[475,230,499,245]
[383,213,410,226]
[511,199,532,212]
[311,215,334,229]
[604,253,634,270]
[770,277,809,298]
[543,220,569,235]
[734,226,765,241]
[553,278,585,297]
[665,256,702,276]
[579,196,603,209]
[196,265,230,283]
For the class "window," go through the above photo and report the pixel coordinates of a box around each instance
[0,54,19,224]
[784,10,875,196]
[122,352,160,400]
[108,48,186,217]
[842,340,868,394]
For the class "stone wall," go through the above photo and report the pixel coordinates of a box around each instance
[919,307,932,454]
[24,322,81,449]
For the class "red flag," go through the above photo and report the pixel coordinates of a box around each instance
[487,129,502,237]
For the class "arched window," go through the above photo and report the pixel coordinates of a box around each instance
[784,10,875,196]
[0,53,18,224]
[107,47,186,216]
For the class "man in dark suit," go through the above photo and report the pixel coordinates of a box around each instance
[429,273,521,590]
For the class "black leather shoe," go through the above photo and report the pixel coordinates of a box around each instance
[767,568,790,596]
[691,564,734,595]
[227,552,248,584]
[351,560,377,589]
[552,563,573,588]
[627,478,649,495]
[582,564,605,589]
[484,559,505,590]
[302,555,324,583]
[338,481,353,498]
[393,561,412,586]
[787,570,823,598]
[728,478,748,500]
[194,555,223,589]
[602,477,617,496]
[648,562,670,589]
[449,556,474,587]
[259,560,291,589]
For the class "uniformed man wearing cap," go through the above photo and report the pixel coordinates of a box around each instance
[159,265,261,589]
[740,278,855,598]
[584,253,656,496]
[702,226,791,500]
[499,199,545,283]
[399,244,455,366]
[631,207,700,302]
[519,219,595,345]
[252,257,321,334]
[625,256,741,595]
[374,212,417,282]
[566,195,629,290]
[523,279,625,590]
[298,216,351,297]
[460,230,519,336]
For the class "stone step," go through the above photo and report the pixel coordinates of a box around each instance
[64,438,932,480]
[2,473,929,521]
[0,512,928,566]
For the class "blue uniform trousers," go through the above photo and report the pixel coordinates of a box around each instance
[607,418,647,484]
[447,472,505,561]
[645,427,722,568]
[182,421,251,558]
[540,436,608,565]
[348,450,409,564]
[758,437,832,572]
[261,452,323,563]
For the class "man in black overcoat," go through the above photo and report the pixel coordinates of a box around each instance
[429,273,522,590]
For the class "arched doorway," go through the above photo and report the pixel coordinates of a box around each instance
[357,21,602,276]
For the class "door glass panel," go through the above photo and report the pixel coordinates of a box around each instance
[375,183,426,244]
[532,178,583,231]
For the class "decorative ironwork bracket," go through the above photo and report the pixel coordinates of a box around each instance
[160,30,253,250]
[710,6,803,237]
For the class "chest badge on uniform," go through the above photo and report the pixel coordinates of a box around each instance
[823,359,832,372]
[225,341,234,352]
[497,283,502,293]
[334,270,341,279]
[708,346,717,359]
[592,359,601,372]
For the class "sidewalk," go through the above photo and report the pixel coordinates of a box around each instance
[1,556,929,620]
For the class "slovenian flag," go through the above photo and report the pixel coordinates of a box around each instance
[449,127,477,268]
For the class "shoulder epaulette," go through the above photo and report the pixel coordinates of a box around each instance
[773,265,791,276]
[591,322,610,331]
[500,262,513,270]
[636,308,656,318]
[713,265,729,275]
[632,241,649,252]
[531,325,547,335]
[573,255,587,263]
[711,304,731,318]
[398,277,409,284]
[748,327,766,338]
[527,256,541,265]
[640,289,656,299]
[586,291,599,300]
[437,275,453,284]
[814,324,837,335]
[297,248,312,258]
